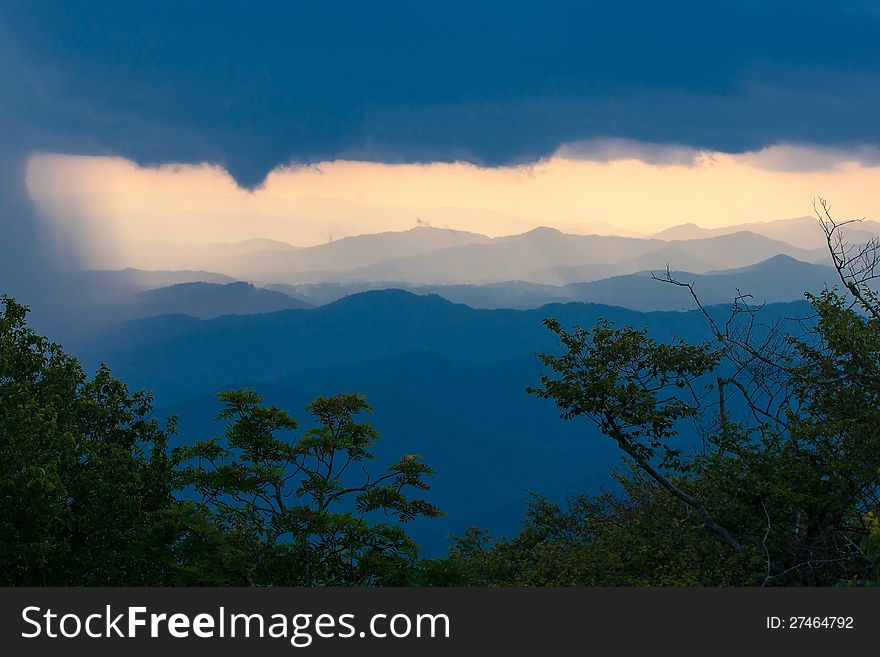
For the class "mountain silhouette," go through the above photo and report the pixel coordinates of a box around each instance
[126,281,311,319]
[70,289,813,552]
[560,255,838,311]
[262,255,835,310]
[209,226,493,281]
[308,229,824,285]
[653,216,880,250]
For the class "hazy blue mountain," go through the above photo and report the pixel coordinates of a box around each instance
[30,276,307,342]
[405,281,571,309]
[266,280,571,308]
[418,255,839,310]
[266,255,837,311]
[122,281,311,319]
[78,289,731,403]
[71,290,812,552]
[26,268,239,340]
[305,229,825,285]
[69,268,237,301]
[265,281,409,305]
[521,232,826,285]
[653,216,880,251]
[126,225,827,286]
[562,255,839,311]
[208,226,493,281]
[324,227,653,284]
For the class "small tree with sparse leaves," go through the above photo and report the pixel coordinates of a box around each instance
[174,389,440,586]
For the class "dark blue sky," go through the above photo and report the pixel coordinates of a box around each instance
[2,0,880,187]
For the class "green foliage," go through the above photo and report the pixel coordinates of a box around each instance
[528,317,720,468]
[174,389,441,585]
[0,296,179,584]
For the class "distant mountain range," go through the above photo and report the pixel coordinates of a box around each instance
[121,281,311,319]
[267,255,839,310]
[38,215,874,343]
[259,227,825,285]
[262,228,823,286]
[84,215,880,284]
[78,289,740,402]
[43,254,840,344]
[652,215,880,250]
[99,226,493,280]
[67,268,238,302]
[70,290,811,552]
[560,254,839,311]
[30,276,310,340]
[210,225,492,281]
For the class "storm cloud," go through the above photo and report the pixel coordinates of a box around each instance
[3,1,880,186]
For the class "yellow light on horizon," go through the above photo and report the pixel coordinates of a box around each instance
[24,142,880,269]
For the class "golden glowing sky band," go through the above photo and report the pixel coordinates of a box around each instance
[25,141,880,268]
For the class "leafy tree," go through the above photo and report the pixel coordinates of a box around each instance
[174,389,441,585]
[0,296,179,585]
[526,318,740,550]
